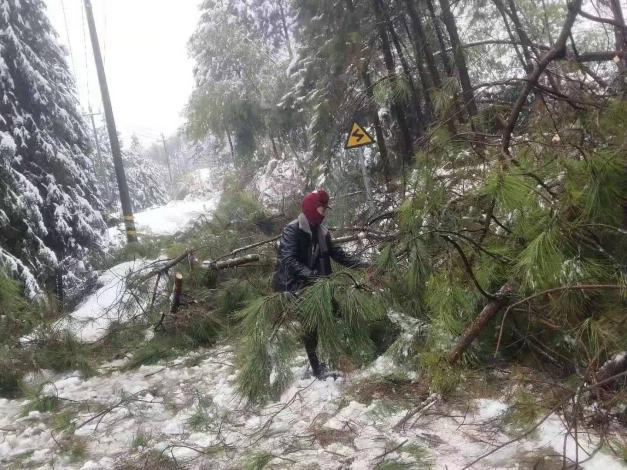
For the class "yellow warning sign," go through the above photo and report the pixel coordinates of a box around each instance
[345,122,375,149]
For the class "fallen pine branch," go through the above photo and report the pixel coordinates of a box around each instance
[449,283,514,364]
[213,235,281,262]
[494,284,625,358]
[202,254,262,270]
[141,249,193,281]
[139,227,395,282]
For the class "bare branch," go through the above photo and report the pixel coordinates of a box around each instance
[578,8,627,29]
[502,0,583,156]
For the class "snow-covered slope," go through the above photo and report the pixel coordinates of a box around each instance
[107,191,221,245]
[1,347,624,469]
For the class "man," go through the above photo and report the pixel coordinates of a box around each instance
[272,189,369,379]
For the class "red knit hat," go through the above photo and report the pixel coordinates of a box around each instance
[302,190,330,226]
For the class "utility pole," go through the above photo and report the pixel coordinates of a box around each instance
[84,0,137,243]
[84,108,111,200]
[161,133,173,189]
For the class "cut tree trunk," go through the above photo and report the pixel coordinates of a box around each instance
[154,272,184,332]
[170,273,184,315]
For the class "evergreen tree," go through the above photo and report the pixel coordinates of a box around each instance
[186,0,303,173]
[0,0,106,300]
[91,130,169,213]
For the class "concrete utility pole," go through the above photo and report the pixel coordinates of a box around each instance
[84,0,137,243]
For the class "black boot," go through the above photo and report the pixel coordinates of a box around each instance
[302,331,339,380]
[303,330,322,377]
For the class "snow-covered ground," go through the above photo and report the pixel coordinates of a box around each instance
[5,186,626,469]
[107,192,221,245]
[48,260,157,343]
[1,348,625,469]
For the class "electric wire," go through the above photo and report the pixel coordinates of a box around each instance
[80,0,93,111]
[59,0,77,78]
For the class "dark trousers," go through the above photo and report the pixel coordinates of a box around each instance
[302,329,321,376]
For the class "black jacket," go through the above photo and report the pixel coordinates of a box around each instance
[272,214,366,293]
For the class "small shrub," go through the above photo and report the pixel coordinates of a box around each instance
[125,334,193,369]
[31,331,95,376]
[403,443,434,468]
[64,436,88,462]
[22,384,60,415]
[131,431,151,449]
[100,321,148,356]
[24,394,59,414]
[52,411,76,432]
[504,388,545,432]
[115,450,179,470]
[244,452,274,470]
[0,352,23,397]
[417,351,460,395]
[0,272,43,345]
[213,190,268,231]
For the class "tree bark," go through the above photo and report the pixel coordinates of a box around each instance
[226,126,235,162]
[388,21,426,135]
[401,16,435,121]
[377,0,426,134]
[404,0,443,88]
[154,273,183,332]
[361,65,391,179]
[438,0,478,117]
[372,0,414,163]
[426,0,454,76]
[169,273,183,315]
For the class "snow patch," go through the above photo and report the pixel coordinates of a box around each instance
[108,193,221,245]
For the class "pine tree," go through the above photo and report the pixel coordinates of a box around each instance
[0,0,106,301]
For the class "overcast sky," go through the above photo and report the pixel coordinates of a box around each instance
[44,0,200,146]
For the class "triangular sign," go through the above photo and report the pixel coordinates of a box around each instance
[345,122,375,149]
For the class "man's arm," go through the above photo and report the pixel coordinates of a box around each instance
[279,223,317,279]
[328,234,370,269]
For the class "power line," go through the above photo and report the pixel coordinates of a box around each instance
[103,0,108,66]
[80,0,93,110]
[59,0,77,78]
